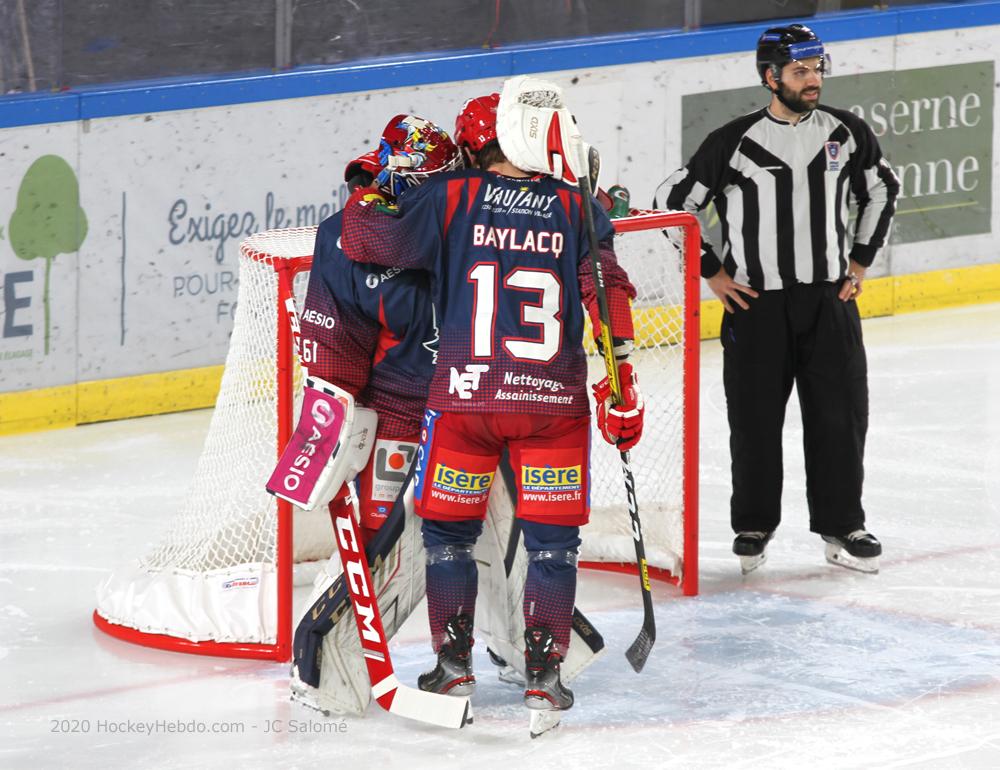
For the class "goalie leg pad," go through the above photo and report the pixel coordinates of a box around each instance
[267,376,378,510]
[293,565,354,690]
[475,456,605,685]
[291,471,415,710]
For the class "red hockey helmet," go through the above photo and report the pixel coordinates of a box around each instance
[454,93,500,156]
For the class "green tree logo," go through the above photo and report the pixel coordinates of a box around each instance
[9,155,88,355]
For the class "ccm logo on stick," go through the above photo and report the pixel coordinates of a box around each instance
[334,516,380,644]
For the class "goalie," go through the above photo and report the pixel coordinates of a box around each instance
[267,114,461,713]
[273,114,461,544]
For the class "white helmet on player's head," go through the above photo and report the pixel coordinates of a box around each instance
[345,114,462,199]
[495,75,586,184]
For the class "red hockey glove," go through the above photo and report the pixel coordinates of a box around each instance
[592,362,644,451]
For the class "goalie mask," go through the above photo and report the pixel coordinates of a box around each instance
[346,114,462,200]
[495,75,585,184]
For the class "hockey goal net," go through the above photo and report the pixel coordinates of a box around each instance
[93,210,699,661]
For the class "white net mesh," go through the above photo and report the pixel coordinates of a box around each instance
[581,213,694,578]
[144,227,330,573]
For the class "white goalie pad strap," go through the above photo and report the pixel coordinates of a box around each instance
[496,75,586,184]
[266,376,377,510]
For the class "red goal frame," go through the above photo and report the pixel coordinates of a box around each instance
[93,210,700,661]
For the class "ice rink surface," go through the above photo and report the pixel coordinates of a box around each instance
[2,303,999,768]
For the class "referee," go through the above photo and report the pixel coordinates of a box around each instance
[655,24,899,573]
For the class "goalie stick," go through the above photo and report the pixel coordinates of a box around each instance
[329,498,472,728]
[279,294,472,729]
[577,144,656,673]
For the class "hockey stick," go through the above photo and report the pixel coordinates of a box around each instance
[293,468,414,689]
[576,145,656,673]
[279,293,472,728]
[330,503,472,728]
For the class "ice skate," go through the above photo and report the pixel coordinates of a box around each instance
[733,531,774,574]
[418,614,476,696]
[523,627,573,737]
[488,647,525,686]
[822,529,881,574]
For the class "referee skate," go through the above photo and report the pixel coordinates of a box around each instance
[822,530,882,574]
[733,531,775,575]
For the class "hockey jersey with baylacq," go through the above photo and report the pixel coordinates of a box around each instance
[340,169,636,417]
[301,211,436,438]
[655,105,899,290]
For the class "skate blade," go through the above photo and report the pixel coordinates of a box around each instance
[442,679,476,697]
[739,551,767,575]
[529,709,562,739]
[825,544,879,574]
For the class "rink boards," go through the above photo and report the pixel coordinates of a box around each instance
[2,3,1000,433]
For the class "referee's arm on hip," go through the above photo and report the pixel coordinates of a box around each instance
[839,118,900,301]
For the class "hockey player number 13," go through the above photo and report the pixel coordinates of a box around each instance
[468,263,562,363]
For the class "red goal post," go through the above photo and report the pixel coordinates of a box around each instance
[578,209,700,596]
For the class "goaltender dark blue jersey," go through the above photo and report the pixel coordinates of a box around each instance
[301,211,436,438]
[341,169,636,418]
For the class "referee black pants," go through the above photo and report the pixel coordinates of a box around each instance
[721,282,868,536]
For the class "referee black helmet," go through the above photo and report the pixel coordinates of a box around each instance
[756,24,825,86]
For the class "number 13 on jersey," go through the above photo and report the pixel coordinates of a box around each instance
[467,263,563,363]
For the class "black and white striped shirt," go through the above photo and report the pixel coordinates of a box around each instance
[655,105,899,290]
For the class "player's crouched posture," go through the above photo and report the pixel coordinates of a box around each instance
[339,79,644,735]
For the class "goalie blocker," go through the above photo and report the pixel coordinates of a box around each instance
[266,376,377,510]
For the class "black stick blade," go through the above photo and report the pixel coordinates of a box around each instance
[625,625,655,673]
